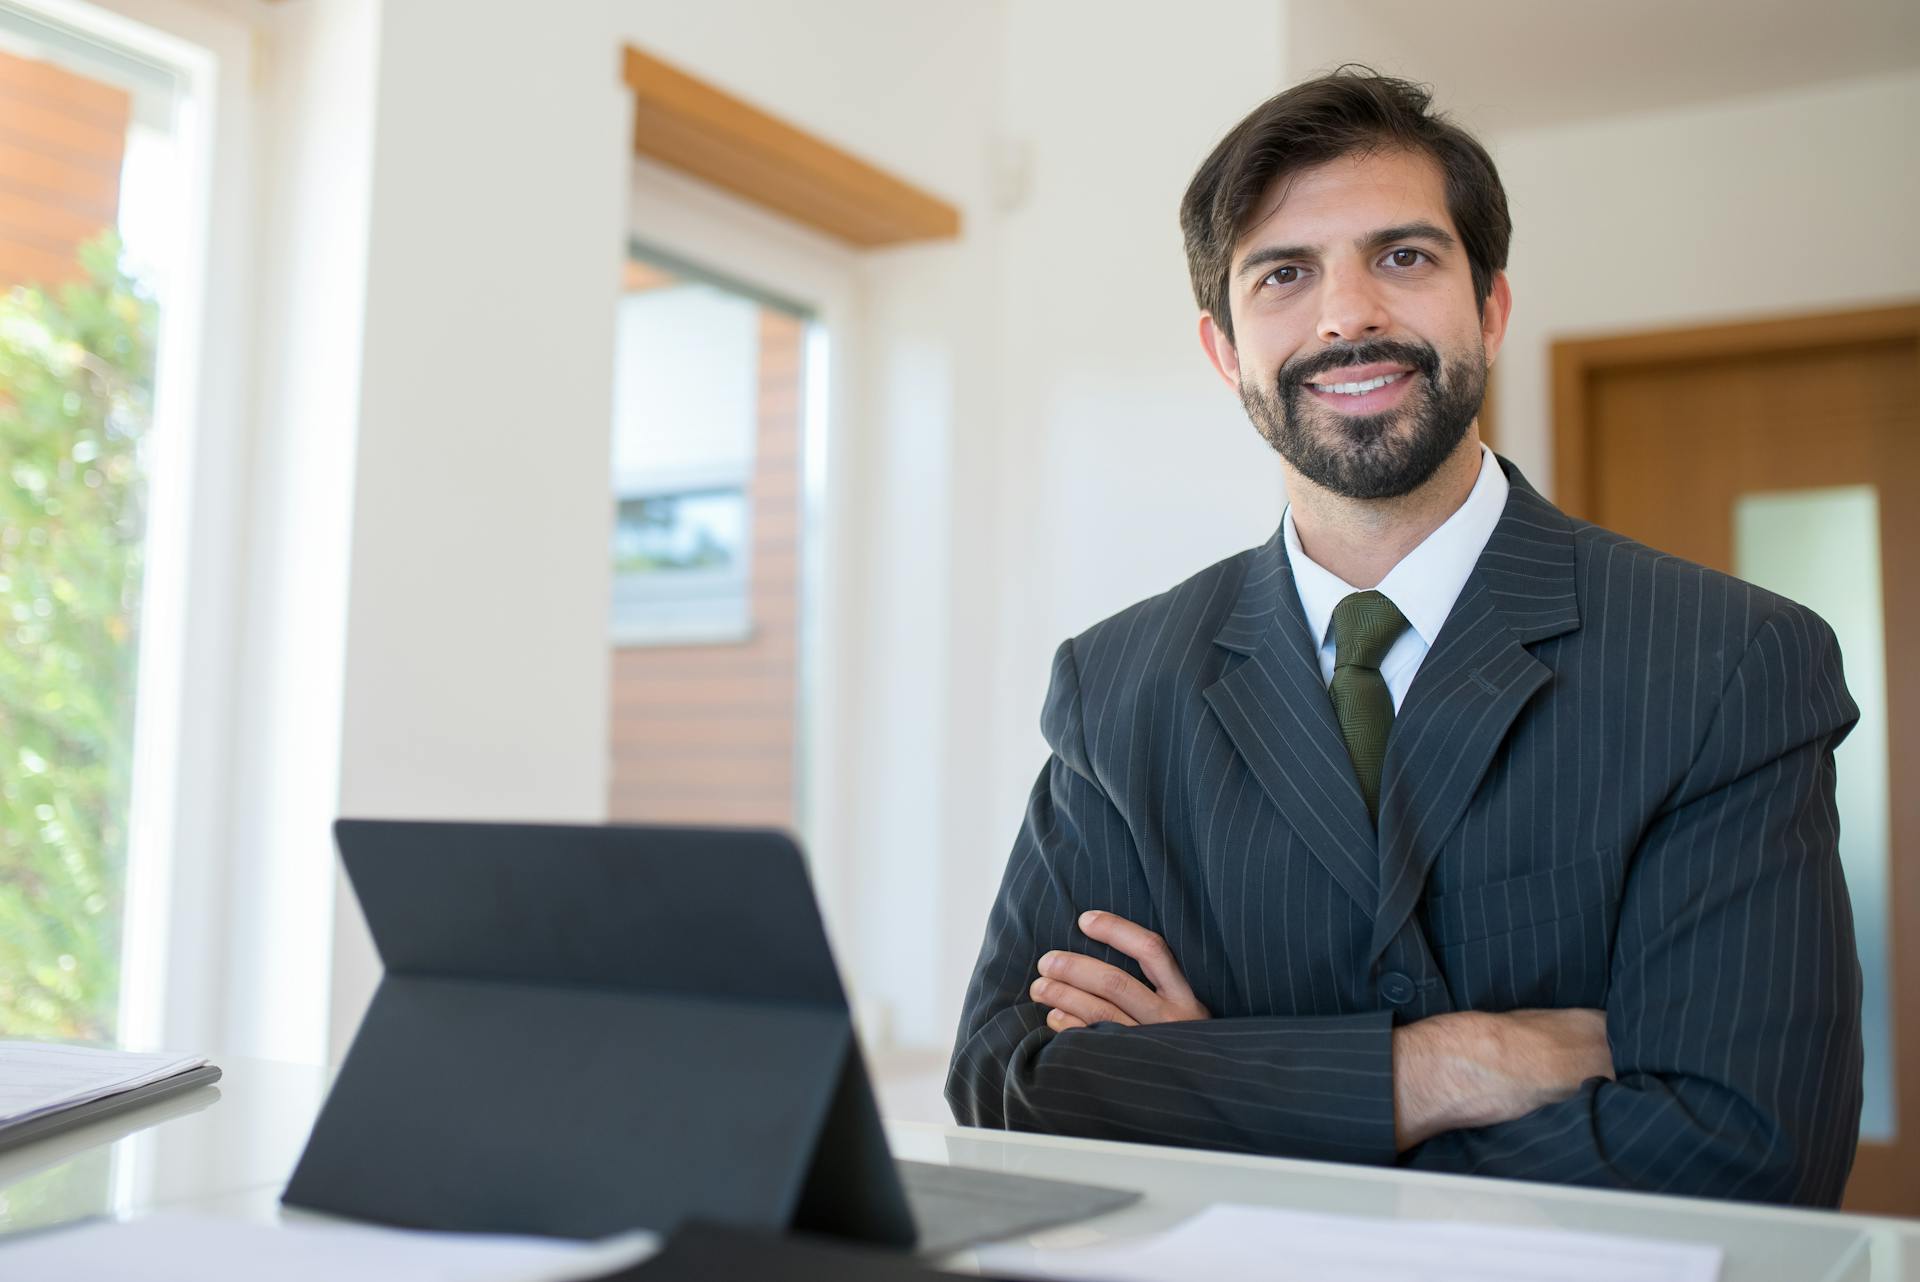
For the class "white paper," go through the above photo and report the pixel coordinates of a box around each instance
[0,1042,208,1126]
[977,1202,1722,1282]
[0,1213,659,1282]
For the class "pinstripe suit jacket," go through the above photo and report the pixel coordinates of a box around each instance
[947,459,1864,1206]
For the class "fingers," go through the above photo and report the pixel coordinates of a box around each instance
[1076,910,1200,1007]
[1029,974,1138,1027]
[1027,911,1211,1030]
[1036,951,1162,1023]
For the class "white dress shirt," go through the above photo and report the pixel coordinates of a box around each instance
[1282,445,1509,712]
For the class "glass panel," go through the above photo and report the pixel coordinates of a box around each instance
[1734,485,1894,1142]
[0,8,186,1042]
[607,275,759,644]
[606,252,813,829]
[613,490,748,576]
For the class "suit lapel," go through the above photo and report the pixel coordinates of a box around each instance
[1366,472,1582,963]
[1204,530,1380,915]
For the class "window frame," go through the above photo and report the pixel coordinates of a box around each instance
[13,0,259,1060]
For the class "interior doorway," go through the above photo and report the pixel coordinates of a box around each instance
[606,249,813,828]
[1552,303,1920,1215]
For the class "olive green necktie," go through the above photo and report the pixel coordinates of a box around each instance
[1328,590,1411,825]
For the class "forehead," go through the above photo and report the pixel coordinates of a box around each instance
[1234,148,1453,260]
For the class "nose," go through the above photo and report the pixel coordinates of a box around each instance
[1315,263,1390,343]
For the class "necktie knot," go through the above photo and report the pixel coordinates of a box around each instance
[1331,591,1410,672]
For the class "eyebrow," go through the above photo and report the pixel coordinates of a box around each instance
[1234,220,1459,281]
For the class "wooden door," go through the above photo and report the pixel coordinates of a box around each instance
[1553,304,1920,1216]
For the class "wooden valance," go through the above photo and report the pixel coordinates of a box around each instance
[621,46,961,248]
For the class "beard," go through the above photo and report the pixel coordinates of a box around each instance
[1239,336,1486,500]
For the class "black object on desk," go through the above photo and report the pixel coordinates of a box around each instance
[282,820,1135,1252]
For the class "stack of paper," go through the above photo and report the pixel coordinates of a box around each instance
[0,1042,211,1137]
[977,1203,1723,1282]
[0,1213,658,1282]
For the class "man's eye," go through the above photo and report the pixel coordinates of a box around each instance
[1387,248,1426,268]
[1264,266,1301,286]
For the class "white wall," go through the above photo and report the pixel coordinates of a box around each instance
[1488,71,1920,492]
[636,2,1294,1047]
[954,3,1293,1036]
[621,1,1009,1051]
[729,2,1299,1049]
[325,0,631,1054]
[316,0,1022,1058]
[222,0,379,1066]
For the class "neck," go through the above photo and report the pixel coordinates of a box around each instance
[1286,429,1484,589]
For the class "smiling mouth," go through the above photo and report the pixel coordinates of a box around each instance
[1308,371,1408,397]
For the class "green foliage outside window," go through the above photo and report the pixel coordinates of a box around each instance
[0,234,156,1041]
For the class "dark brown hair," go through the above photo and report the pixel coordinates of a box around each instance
[1180,67,1511,344]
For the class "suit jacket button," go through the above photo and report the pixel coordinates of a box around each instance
[1380,972,1416,1005]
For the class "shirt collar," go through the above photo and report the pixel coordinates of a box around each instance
[1282,444,1510,650]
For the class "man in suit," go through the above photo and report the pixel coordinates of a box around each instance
[947,69,1864,1206]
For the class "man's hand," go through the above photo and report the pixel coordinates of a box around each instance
[1393,1008,1615,1151]
[1029,910,1211,1031]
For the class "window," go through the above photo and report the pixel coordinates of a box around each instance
[0,2,195,1041]
[607,247,816,828]
[609,258,787,645]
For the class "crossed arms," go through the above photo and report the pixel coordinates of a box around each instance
[947,611,1864,1204]
[1032,909,1613,1152]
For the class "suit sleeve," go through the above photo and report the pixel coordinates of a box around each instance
[945,638,1399,1164]
[1406,605,1865,1205]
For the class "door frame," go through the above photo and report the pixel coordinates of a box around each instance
[1550,301,1920,1213]
[1551,303,1920,515]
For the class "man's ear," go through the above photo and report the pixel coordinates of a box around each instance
[1199,311,1241,390]
[1480,270,1513,368]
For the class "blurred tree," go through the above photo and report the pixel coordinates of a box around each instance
[0,233,156,1040]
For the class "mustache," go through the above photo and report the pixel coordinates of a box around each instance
[1279,340,1440,391]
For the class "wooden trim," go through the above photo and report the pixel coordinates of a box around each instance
[1550,303,1920,517]
[1550,339,1592,517]
[621,257,678,294]
[621,45,960,249]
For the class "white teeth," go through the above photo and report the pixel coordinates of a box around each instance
[1314,372,1403,395]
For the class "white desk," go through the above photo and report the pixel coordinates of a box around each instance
[0,1057,1914,1280]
